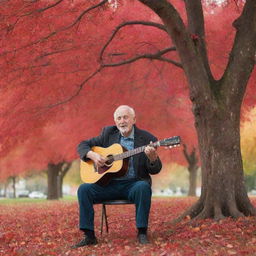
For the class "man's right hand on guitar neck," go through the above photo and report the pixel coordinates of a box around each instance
[87,151,106,168]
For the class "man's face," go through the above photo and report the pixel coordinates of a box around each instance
[114,107,136,137]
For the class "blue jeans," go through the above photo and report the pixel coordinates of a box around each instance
[77,179,152,231]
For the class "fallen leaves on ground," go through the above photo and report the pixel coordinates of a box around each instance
[0,197,256,256]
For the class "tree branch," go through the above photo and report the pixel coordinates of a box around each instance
[184,0,205,37]
[156,56,182,67]
[184,0,214,83]
[99,20,168,62]
[34,47,79,61]
[60,162,71,178]
[138,0,213,102]
[42,66,103,109]
[38,48,181,110]
[1,0,109,57]
[222,0,256,105]
[40,46,181,110]
[30,6,184,110]
[60,0,109,32]
[101,47,182,68]
[21,0,65,16]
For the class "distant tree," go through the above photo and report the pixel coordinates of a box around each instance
[9,176,17,198]
[47,162,71,200]
[183,144,199,196]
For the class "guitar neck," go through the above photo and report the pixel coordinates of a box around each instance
[113,141,159,161]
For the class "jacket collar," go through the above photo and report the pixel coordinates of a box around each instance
[109,127,121,144]
[134,125,145,148]
[109,125,144,146]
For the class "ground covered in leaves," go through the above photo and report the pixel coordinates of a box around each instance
[0,197,256,256]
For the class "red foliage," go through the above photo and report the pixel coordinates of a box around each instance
[0,198,256,255]
[0,0,194,180]
[0,1,255,179]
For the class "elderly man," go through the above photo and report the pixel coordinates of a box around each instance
[73,105,162,248]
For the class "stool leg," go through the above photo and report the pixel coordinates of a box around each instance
[103,204,109,233]
[101,204,104,235]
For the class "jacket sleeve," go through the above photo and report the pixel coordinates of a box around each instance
[142,132,162,175]
[146,157,162,175]
[77,127,106,161]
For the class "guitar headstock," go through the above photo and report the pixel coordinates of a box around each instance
[159,136,181,148]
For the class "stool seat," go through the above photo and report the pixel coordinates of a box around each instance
[101,199,134,205]
[94,199,134,234]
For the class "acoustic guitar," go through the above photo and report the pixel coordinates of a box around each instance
[80,136,181,186]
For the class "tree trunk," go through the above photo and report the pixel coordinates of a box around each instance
[47,162,71,200]
[11,176,16,198]
[47,163,60,200]
[184,105,256,220]
[139,0,256,220]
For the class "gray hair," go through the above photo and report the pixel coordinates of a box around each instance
[113,105,136,120]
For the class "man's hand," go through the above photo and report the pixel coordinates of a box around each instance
[87,151,106,168]
[144,142,158,163]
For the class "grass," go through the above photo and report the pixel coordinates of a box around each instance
[0,195,77,205]
[0,195,184,205]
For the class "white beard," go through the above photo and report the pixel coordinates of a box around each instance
[118,126,130,137]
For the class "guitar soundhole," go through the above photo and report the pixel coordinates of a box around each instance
[105,155,114,166]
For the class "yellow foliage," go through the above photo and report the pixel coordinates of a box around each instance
[241,107,256,175]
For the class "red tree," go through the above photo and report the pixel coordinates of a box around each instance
[0,0,195,180]
[0,0,256,219]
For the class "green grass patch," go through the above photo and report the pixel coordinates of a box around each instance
[0,195,77,205]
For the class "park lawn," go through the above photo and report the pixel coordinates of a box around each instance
[0,197,256,256]
[0,195,77,205]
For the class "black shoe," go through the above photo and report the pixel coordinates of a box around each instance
[137,233,149,244]
[71,236,98,248]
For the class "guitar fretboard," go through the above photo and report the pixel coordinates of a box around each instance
[113,142,159,161]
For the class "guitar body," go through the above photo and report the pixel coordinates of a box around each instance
[79,135,181,186]
[80,143,129,186]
